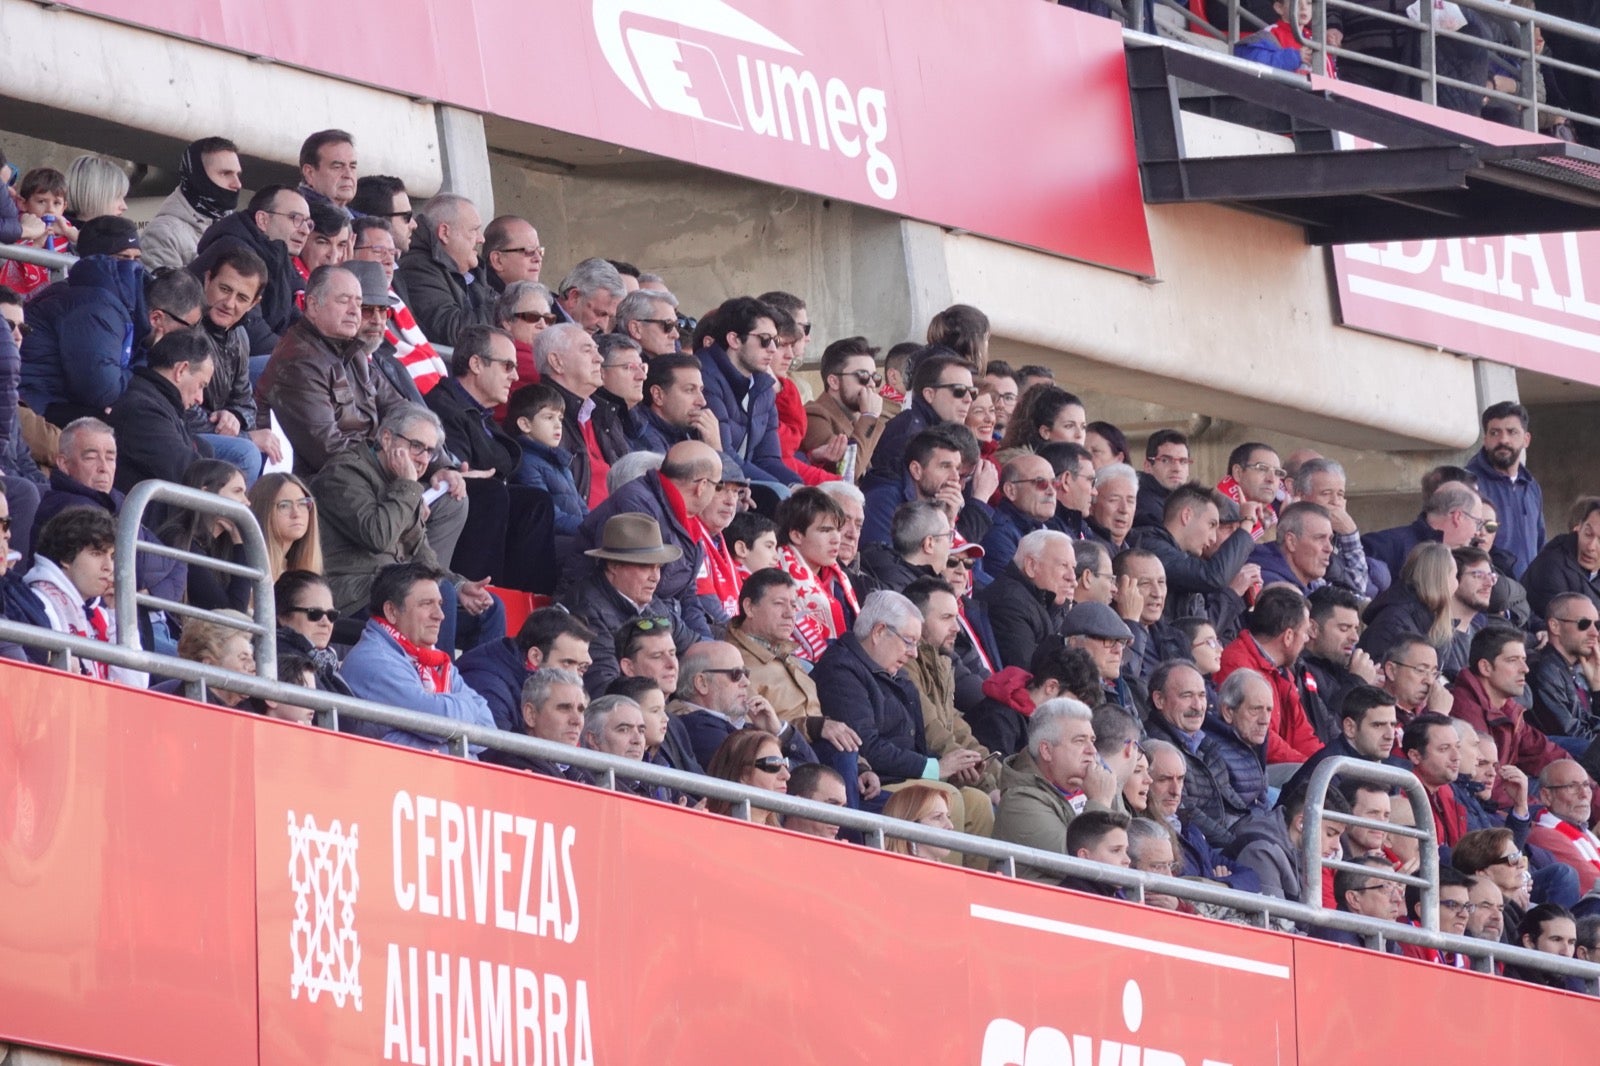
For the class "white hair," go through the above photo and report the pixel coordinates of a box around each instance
[1014,528,1072,566]
[816,480,865,507]
[534,322,589,377]
[1027,697,1093,758]
[852,589,922,642]
[608,451,664,494]
[1217,667,1271,711]
[1095,462,1139,492]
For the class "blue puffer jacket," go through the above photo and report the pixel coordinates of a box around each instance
[512,435,586,536]
[696,343,798,485]
[1202,713,1270,815]
[19,256,148,419]
[455,636,530,733]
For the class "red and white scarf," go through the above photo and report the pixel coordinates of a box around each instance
[692,519,740,621]
[779,545,845,663]
[1538,810,1600,874]
[385,294,448,395]
[373,617,452,693]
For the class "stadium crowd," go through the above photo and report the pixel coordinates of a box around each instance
[3,128,1600,986]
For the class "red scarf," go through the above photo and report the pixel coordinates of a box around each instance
[780,545,846,662]
[1538,811,1600,874]
[1428,784,1468,847]
[1216,475,1274,540]
[958,602,996,674]
[692,518,740,620]
[373,617,452,692]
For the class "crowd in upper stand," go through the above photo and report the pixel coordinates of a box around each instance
[3,127,1599,983]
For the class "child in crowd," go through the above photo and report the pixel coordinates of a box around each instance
[506,383,586,536]
[1236,0,1338,77]
[1,168,76,298]
[726,510,780,583]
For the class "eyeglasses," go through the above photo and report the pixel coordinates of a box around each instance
[603,360,647,373]
[1242,462,1288,479]
[1192,636,1223,650]
[883,627,920,652]
[478,356,519,372]
[946,557,976,571]
[625,616,674,634]
[703,667,751,681]
[286,605,340,623]
[639,318,680,333]
[263,209,313,229]
[1458,511,1496,533]
[512,310,560,326]
[273,496,315,512]
[1006,477,1055,493]
[353,244,398,262]
[1461,568,1498,583]
[745,332,779,350]
[154,307,199,329]
[752,755,790,774]
[1392,661,1439,681]
[1137,861,1180,876]
[360,304,391,319]
[1554,616,1597,631]
[375,210,415,223]
[1091,636,1132,650]
[497,245,544,258]
[1544,780,1595,793]
[1351,883,1402,896]
[1151,455,1192,466]
[930,383,977,400]
[1439,899,1479,914]
[844,370,884,387]
[1490,852,1527,867]
[395,432,436,458]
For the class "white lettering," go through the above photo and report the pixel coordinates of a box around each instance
[825,79,860,157]
[1499,233,1563,309]
[1340,242,1381,264]
[516,969,540,1066]
[735,56,897,200]
[467,807,492,927]
[394,792,416,912]
[571,981,594,1066]
[385,943,409,1062]
[493,811,515,931]
[561,825,580,944]
[544,973,568,1066]
[540,823,563,941]
[417,795,439,917]
[858,88,897,199]
[1378,240,1436,273]
[1439,238,1497,295]
[771,64,827,146]
[427,950,452,1066]
[441,799,466,922]
[456,954,481,1066]
[480,962,512,1066]
[738,57,778,137]
[517,816,539,935]
[1561,231,1600,321]
[409,946,424,1064]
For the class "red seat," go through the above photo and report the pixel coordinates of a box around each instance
[486,587,551,638]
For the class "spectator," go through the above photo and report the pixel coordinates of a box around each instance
[1236,0,1338,75]
[1251,502,1338,597]
[1470,499,1532,627]
[1362,482,1485,583]
[1125,747,1156,816]
[978,529,1076,670]
[904,577,1002,800]
[457,607,594,733]
[940,536,1001,706]
[477,215,545,293]
[1287,458,1375,595]
[273,569,351,699]
[313,404,497,651]
[1298,586,1380,744]
[189,244,275,482]
[758,295,837,486]
[1131,482,1257,627]
[0,285,41,553]
[1205,668,1274,815]
[1528,591,1600,742]
[862,424,990,547]
[351,217,447,395]
[1466,871,1508,945]
[1400,711,1477,851]
[482,668,597,784]
[1141,737,1255,889]
[866,349,974,482]
[263,652,323,726]
[1134,429,1191,530]
[688,457,745,627]
[425,324,520,478]
[249,472,322,580]
[635,353,718,456]
[26,508,144,687]
[775,487,861,662]
[579,694,653,791]
[65,154,128,224]
[1093,702,1144,816]
[1071,538,1117,607]
[804,337,885,478]
[614,288,682,358]
[817,479,876,595]
[882,784,956,863]
[1529,760,1600,895]
[296,130,357,214]
[1454,826,1533,940]
[143,138,244,273]
[670,640,813,769]
[610,674,702,783]
[1378,633,1454,729]
[969,636,1101,758]
[341,561,495,753]
[728,568,826,734]
[1062,601,1143,711]
[783,763,850,839]
[20,250,147,426]
[591,334,647,466]
[0,167,71,297]
[694,296,800,487]
[1217,585,1323,764]
[704,729,791,826]
[861,500,950,593]
[1452,625,1567,788]
[1145,660,1251,848]
[981,453,1059,573]
[1228,782,1348,902]
[1215,442,1284,540]
[1504,904,1580,989]
[1176,615,1225,684]
[159,459,252,613]
[552,258,626,334]
[562,515,695,696]
[1089,462,1140,553]
[505,382,585,537]
[1282,684,1406,798]
[1577,915,1600,965]
[490,281,554,399]
[982,361,1020,440]
[878,341,914,418]
[1017,365,1055,393]
[396,193,490,346]
[534,323,605,503]
[726,509,779,581]
[996,386,1088,453]
[193,184,309,356]
[925,303,990,368]
[1322,856,1406,949]
[993,697,1116,882]
[106,330,214,493]
[349,175,416,254]
[1114,548,1182,685]
[1523,497,1600,619]
[1127,816,1188,911]
[1038,440,1098,542]
[167,612,258,710]
[296,202,351,274]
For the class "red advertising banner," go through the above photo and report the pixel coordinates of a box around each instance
[0,664,258,1065]
[61,0,1155,275]
[1331,232,1600,387]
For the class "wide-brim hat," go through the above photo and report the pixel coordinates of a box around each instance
[584,513,684,565]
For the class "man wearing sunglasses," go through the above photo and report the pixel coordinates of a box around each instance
[982,453,1059,574]
[866,350,974,482]
[696,295,801,487]
[1362,481,1484,585]
[1528,592,1600,743]
[350,175,417,254]
[670,640,813,769]
[615,289,683,358]
[804,336,886,477]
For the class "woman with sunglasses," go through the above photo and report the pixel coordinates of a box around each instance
[274,568,354,699]
[250,472,323,580]
[491,281,557,419]
[705,729,790,827]
[1452,827,1535,944]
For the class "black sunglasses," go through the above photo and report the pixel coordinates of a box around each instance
[752,755,790,773]
[377,210,415,223]
[287,605,341,623]
[704,666,750,681]
[1554,616,1597,631]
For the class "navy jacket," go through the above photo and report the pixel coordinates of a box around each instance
[633,407,696,455]
[425,376,519,480]
[1361,515,1441,584]
[1467,449,1544,579]
[560,572,695,697]
[456,636,530,732]
[20,256,147,422]
[1130,522,1254,623]
[1280,734,1411,801]
[696,344,798,485]
[862,469,993,548]
[1133,471,1171,530]
[981,499,1048,574]
[974,562,1063,671]
[812,631,932,784]
[866,393,939,482]
[1523,532,1600,620]
[512,435,586,536]
[673,703,817,770]
[194,210,302,356]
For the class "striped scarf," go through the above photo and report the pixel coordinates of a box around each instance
[1537,810,1600,874]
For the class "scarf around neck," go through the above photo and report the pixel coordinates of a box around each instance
[179,140,240,220]
[373,617,452,693]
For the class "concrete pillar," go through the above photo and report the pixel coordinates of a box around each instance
[1473,359,1519,413]
[435,106,494,216]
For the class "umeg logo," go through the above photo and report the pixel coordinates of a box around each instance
[592,0,900,200]
[980,980,1235,1066]
[288,810,364,1011]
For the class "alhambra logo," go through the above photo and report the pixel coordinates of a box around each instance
[288,811,363,1011]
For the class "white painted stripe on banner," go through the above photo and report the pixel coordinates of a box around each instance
[1344,274,1600,352]
[970,903,1292,979]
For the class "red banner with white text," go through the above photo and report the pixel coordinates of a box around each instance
[61,0,1155,275]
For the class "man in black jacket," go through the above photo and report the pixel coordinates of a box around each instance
[1298,585,1380,745]
[1129,482,1256,625]
[395,193,492,347]
[1528,591,1600,742]
[188,243,278,483]
[193,184,308,355]
[976,528,1075,670]
[106,330,213,494]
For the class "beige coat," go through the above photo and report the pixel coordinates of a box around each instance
[802,391,885,475]
[906,644,1000,793]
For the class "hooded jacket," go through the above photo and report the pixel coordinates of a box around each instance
[696,343,798,486]
[20,256,148,421]
[141,187,213,273]
[967,666,1036,756]
[394,221,494,347]
[992,749,1111,883]
[193,210,302,355]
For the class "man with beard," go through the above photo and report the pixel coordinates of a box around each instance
[1528,592,1600,742]
[1466,401,1544,578]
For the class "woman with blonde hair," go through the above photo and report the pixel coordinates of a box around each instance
[705,729,790,827]
[65,154,129,223]
[1358,541,1463,674]
[174,610,263,712]
[883,784,955,862]
[250,472,323,579]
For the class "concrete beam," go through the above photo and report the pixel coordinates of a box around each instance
[435,106,494,215]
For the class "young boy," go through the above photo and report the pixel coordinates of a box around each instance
[1236,0,1338,77]
[1,168,77,298]
[25,507,145,687]
[726,510,779,583]
[505,383,586,536]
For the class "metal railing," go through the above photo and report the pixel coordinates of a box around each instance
[0,240,76,283]
[114,480,278,680]
[0,615,1596,990]
[1303,756,1441,939]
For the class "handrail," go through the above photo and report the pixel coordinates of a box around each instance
[114,480,278,679]
[0,240,76,284]
[0,616,1596,990]
[1302,756,1442,930]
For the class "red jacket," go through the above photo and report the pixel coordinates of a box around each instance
[1448,668,1565,799]
[775,377,838,485]
[1217,633,1323,764]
